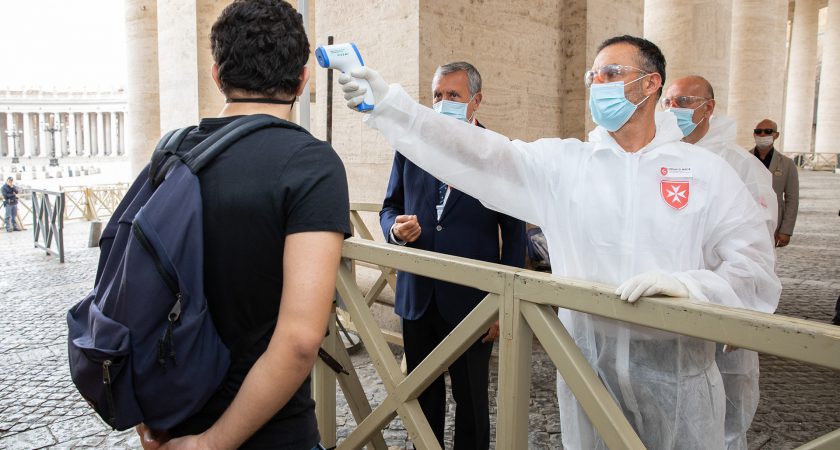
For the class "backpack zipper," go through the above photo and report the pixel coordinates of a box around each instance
[131,221,179,297]
[131,220,181,369]
[102,359,117,427]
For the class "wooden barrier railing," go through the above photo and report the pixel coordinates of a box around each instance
[314,237,840,450]
[14,183,129,225]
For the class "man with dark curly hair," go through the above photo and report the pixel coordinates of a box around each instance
[136,1,349,449]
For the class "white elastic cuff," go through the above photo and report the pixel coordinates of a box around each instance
[389,223,407,246]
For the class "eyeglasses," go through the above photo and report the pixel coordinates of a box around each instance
[754,128,776,135]
[584,64,648,88]
[660,96,710,109]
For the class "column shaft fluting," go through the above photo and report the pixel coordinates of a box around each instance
[645,0,733,114]
[814,0,840,165]
[728,0,788,149]
[783,0,820,155]
[22,113,32,157]
[125,0,161,176]
[67,112,77,156]
[96,112,105,156]
[82,112,91,156]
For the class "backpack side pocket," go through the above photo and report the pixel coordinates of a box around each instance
[67,296,143,430]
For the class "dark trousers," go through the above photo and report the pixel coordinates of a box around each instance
[833,294,840,325]
[402,299,493,450]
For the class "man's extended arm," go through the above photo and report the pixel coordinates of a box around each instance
[343,68,567,228]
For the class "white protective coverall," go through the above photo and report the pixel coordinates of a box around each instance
[694,115,780,450]
[363,85,781,450]
[695,116,778,236]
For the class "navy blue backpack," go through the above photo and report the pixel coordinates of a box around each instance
[67,115,289,431]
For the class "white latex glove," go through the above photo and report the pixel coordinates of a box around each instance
[615,270,689,304]
[338,67,390,111]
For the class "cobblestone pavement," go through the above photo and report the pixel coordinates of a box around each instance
[0,170,838,449]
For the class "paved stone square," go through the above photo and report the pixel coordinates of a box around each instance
[0,170,838,449]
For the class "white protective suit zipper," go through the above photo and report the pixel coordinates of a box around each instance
[617,151,644,433]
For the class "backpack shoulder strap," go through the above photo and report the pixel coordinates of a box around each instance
[180,114,306,174]
[149,126,197,188]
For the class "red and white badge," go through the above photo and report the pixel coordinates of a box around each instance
[660,180,690,209]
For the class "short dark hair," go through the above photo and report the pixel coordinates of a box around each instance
[598,35,666,98]
[210,0,309,98]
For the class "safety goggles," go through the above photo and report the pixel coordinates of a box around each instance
[584,64,648,88]
[660,95,710,109]
[754,128,776,135]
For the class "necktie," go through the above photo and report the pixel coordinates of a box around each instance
[437,182,448,206]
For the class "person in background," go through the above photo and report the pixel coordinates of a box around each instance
[2,177,22,232]
[751,120,799,247]
[663,75,779,450]
[380,61,526,450]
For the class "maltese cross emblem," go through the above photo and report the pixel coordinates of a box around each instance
[660,180,690,210]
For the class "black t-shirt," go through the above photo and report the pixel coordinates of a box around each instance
[168,115,350,449]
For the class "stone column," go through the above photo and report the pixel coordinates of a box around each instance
[82,112,92,156]
[156,0,227,132]
[38,112,47,157]
[645,0,733,114]
[96,112,105,156]
[67,112,77,156]
[728,0,788,149]
[0,113,7,157]
[125,0,161,175]
[5,113,14,158]
[110,112,119,156]
[22,113,33,157]
[814,0,840,169]
[55,113,66,157]
[783,0,820,156]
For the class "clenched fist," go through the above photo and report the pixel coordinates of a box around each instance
[393,215,421,243]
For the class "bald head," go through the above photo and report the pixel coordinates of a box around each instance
[662,75,717,144]
[665,75,714,102]
[755,119,778,131]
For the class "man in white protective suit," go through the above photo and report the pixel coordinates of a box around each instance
[339,35,781,450]
[662,75,779,450]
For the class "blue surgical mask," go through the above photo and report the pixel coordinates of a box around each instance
[667,102,708,137]
[433,97,475,122]
[588,76,649,132]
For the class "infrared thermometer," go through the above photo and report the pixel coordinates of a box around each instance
[315,43,375,111]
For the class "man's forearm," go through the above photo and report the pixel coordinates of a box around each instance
[200,339,318,450]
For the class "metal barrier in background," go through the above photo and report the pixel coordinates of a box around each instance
[30,189,65,263]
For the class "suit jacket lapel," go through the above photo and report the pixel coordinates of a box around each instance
[424,172,440,213]
[768,149,781,173]
[439,188,463,222]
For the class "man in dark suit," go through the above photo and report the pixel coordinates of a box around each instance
[380,61,526,450]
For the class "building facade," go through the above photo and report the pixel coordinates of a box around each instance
[0,88,127,162]
[109,0,837,203]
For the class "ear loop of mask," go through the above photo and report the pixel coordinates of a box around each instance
[626,73,652,108]
[466,94,478,123]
